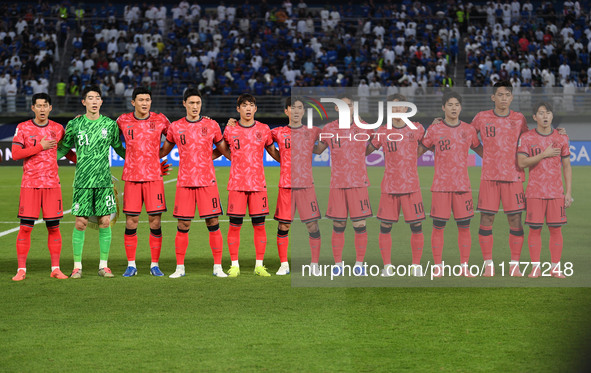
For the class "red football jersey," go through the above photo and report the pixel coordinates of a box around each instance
[291,126,321,188]
[517,129,570,199]
[271,125,291,188]
[12,119,64,188]
[371,122,425,194]
[471,110,528,182]
[320,120,372,189]
[421,120,480,192]
[224,121,273,191]
[167,116,223,187]
[117,112,170,182]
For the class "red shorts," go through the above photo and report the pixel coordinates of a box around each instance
[293,187,322,223]
[173,185,223,220]
[18,187,63,221]
[431,191,474,221]
[274,187,292,223]
[227,190,269,217]
[326,187,372,221]
[123,180,167,216]
[478,180,525,215]
[525,197,567,227]
[377,191,426,223]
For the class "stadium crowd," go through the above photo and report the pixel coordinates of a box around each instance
[0,0,590,111]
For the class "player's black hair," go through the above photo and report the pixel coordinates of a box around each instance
[493,80,513,94]
[183,88,202,102]
[82,85,101,99]
[32,93,51,106]
[237,93,256,106]
[286,96,304,109]
[533,101,553,114]
[441,90,462,106]
[132,86,152,100]
[388,93,407,101]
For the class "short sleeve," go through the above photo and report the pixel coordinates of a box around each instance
[561,135,570,157]
[271,127,279,143]
[111,119,123,148]
[212,122,223,143]
[470,113,482,133]
[116,114,124,131]
[519,114,529,134]
[61,121,75,149]
[470,127,481,149]
[223,125,231,143]
[264,126,273,147]
[421,126,434,148]
[12,124,24,146]
[417,123,426,142]
[160,114,171,136]
[517,134,529,155]
[370,135,381,150]
[166,125,176,144]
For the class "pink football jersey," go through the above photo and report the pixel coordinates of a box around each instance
[371,122,425,194]
[117,112,170,181]
[471,110,528,182]
[291,126,321,188]
[421,120,480,192]
[12,119,64,188]
[167,116,223,187]
[224,121,273,191]
[320,120,372,189]
[517,129,570,199]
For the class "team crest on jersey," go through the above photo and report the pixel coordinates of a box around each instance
[73,203,80,213]
[408,133,415,140]
[256,132,262,141]
[50,131,56,139]
[201,127,208,136]
[149,122,155,130]
[460,131,467,139]
[101,128,108,138]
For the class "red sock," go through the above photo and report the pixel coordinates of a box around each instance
[478,225,493,261]
[175,229,189,265]
[227,223,242,261]
[124,229,137,261]
[378,232,392,265]
[331,229,345,263]
[411,232,424,265]
[528,227,542,262]
[309,233,321,263]
[458,226,471,264]
[47,225,62,268]
[431,226,445,265]
[354,227,367,262]
[16,224,33,268]
[149,228,163,263]
[253,223,267,261]
[509,229,524,261]
[548,227,563,263]
[277,229,289,263]
[209,228,223,265]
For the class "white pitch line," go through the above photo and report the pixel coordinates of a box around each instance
[0,178,178,237]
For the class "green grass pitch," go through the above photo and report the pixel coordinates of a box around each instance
[0,165,590,372]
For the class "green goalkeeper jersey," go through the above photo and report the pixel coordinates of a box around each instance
[58,114,125,189]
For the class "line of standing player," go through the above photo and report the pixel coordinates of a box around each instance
[11,87,303,279]
[308,81,571,278]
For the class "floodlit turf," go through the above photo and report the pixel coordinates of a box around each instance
[0,165,590,372]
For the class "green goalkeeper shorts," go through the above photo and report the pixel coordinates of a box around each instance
[72,187,117,217]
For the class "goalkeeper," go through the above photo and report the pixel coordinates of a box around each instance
[57,85,126,278]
